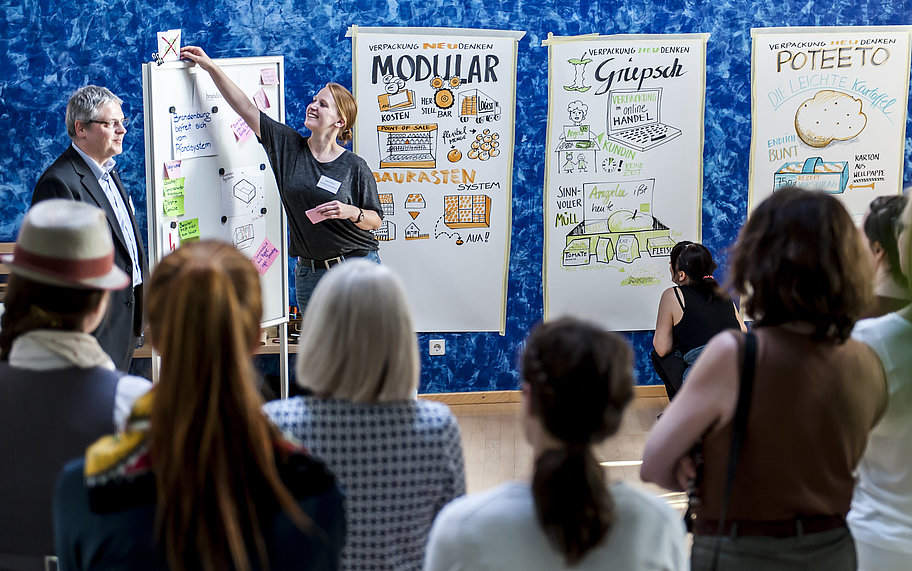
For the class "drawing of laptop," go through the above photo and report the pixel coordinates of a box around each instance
[606,88,681,151]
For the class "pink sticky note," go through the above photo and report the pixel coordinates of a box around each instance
[163,160,181,179]
[305,206,328,224]
[252,238,280,276]
[253,88,271,110]
[231,116,253,143]
[260,68,278,85]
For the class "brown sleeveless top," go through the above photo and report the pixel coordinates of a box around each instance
[693,327,887,522]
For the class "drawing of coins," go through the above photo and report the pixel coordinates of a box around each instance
[435,88,455,109]
[449,76,461,88]
[430,77,445,89]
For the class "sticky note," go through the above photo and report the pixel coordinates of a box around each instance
[161,222,180,254]
[178,218,200,243]
[252,238,280,276]
[157,29,181,62]
[163,177,185,197]
[253,88,270,110]
[260,68,278,85]
[164,160,181,179]
[231,116,253,143]
[163,195,185,217]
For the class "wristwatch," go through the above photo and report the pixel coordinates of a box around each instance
[356,207,364,223]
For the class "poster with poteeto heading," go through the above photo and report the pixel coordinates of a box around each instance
[750,26,912,218]
[349,26,524,333]
[542,33,708,331]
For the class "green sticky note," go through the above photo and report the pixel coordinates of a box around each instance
[163,177,185,197]
[163,195,185,217]
[178,218,200,243]
[640,203,650,213]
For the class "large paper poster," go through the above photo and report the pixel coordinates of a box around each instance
[750,27,912,218]
[542,33,708,330]
[349,26,524,333]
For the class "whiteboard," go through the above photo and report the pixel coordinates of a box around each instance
[142,57,288,326]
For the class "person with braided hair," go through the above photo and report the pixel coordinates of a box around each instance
[425,317,686,570]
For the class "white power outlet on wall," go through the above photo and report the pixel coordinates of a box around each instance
[429,339,445,356]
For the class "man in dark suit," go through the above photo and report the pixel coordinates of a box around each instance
[32,85,147,371]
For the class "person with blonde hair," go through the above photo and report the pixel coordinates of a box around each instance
[0,199,150,569]
[425,317,686,570]
[53,241,345,571]
[642,188,887,570]
[848,195,912,570]
[265,260,465,570]
[180,45,383,311]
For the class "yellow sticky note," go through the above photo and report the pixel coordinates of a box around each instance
[163,177,185,197]
[178,218,200,243]
[163,195,185,217]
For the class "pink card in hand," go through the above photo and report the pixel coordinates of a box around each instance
[305,206,327,224]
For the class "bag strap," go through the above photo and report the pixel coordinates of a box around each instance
[673,286,685,310]
[710,331,757,569]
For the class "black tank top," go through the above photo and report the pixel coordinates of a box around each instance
[671,285,740,354]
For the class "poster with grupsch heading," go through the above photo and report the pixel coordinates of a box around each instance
[349,27,524,333]
[750,26,912,219]
[542,33,708,330]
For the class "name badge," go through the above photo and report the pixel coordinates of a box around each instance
[317,175,342,194]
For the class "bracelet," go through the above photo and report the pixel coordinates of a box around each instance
[356,207,364,223]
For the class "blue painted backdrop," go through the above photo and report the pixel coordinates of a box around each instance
[1,1,910,392]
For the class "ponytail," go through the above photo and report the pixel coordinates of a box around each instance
[532,446,614,565]
[522,318,634,565]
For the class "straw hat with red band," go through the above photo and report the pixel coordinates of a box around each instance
[1,199,130,290]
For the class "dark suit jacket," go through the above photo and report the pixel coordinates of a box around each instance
[32,145,147,370]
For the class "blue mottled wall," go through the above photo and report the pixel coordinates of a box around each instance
[1,1,910,392]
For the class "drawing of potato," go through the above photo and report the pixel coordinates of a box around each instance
[794,90,866,148]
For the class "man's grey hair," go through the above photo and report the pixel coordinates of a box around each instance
[65,85,123,140]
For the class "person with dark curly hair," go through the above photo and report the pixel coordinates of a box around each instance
[642,188,887,571]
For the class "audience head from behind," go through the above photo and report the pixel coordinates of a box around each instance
[520,317,634,565]
[728,187,873,342]
[864,194,909,288]
[140,241,315,571]
[0,199,129,360]
[296,259,419,401]
[669,240,726,301]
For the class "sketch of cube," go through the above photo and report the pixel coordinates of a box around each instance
[443,194,491,229]
[373,220,396,241]
[233,179,256,203]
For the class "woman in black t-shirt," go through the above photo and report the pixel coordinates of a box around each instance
[180,46,383,310]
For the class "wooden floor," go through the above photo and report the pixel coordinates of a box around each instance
[447,395,687,511]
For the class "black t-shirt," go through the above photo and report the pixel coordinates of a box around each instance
[258,112,382,259]
[672,285,740,354]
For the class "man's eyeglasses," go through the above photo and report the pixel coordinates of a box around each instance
[88,118,130,129]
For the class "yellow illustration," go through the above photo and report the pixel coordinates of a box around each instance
[459,89,501,123]
[405,222,429,240]
[405,193,426,219]
[378,193,395,216]
[794,90,866,148]
[377,74,415,111]
[466,129,501,161]
[444,194,491,229]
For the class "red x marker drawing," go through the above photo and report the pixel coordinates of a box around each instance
[161,35,179,58]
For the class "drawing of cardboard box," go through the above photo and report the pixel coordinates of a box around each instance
[773,157,848,194]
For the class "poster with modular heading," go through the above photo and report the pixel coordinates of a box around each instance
[348,26,524,333]
[542,33,708,330]
[749,26,912,218]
